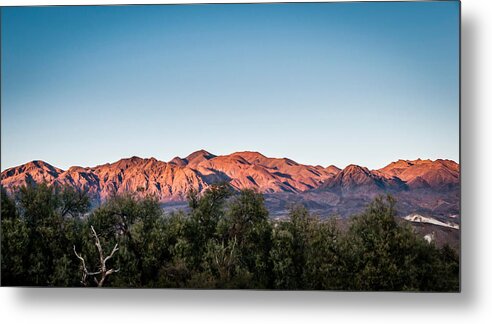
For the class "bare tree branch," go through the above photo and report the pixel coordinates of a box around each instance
[73,245,86,269]
[73,245,88,286]
[103,243,119,264]
[74,226,120,287]
[90,226,104,270]
[105,268,120,276]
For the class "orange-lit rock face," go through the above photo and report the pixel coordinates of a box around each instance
[376,159,460,190]
[1,150,459,204]
[1,160,63,188]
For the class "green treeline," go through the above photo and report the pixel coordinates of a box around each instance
[0,183,459,291]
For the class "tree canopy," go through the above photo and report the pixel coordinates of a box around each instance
[1,183,459,291]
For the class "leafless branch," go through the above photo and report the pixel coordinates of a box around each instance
[103,243,119,264]
[74,226,120,287]
[73,245,89,286]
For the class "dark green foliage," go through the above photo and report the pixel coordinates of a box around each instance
[220,189,272,288]
[303,218,343,289]
[1,186,17,220]
[1,183,89,286]
[85,193,166,287]
[1,183,459,291]
[270,205,342,290]
[184,183,232,271]
[1,217,29,285]
[340,195,460,291]
[0,187,22,285]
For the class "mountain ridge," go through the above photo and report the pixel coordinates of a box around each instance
[1,150,460,218]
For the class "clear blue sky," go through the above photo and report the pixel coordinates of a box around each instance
[1,2,459,171]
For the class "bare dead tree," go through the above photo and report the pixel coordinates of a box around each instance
[73,226,119,287]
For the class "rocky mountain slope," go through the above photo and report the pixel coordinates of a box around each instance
[1,150,460,218]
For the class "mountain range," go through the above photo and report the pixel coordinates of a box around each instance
[0,150,460,219]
